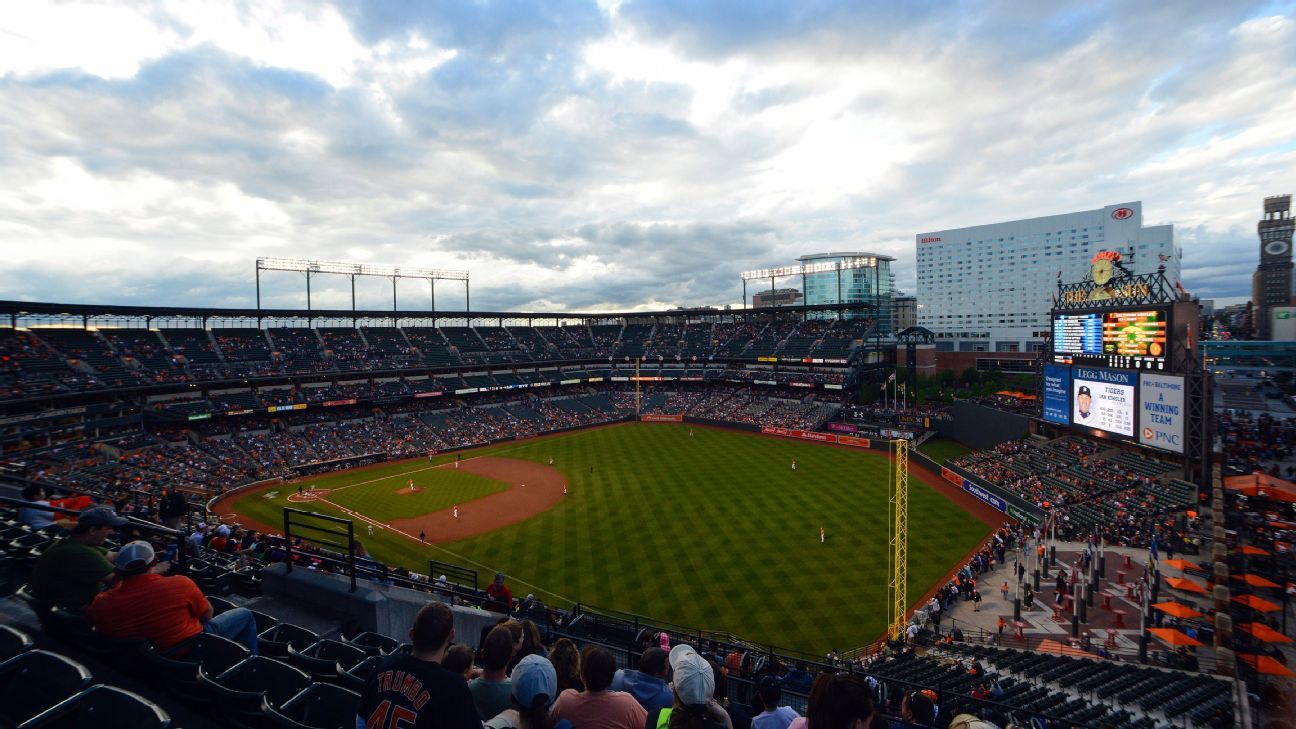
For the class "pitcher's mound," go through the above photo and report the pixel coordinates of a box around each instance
[396,486,423,495]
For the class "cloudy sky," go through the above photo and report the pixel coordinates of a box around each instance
[1,1,1293,313]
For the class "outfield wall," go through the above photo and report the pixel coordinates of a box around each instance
[935,401,1031,450]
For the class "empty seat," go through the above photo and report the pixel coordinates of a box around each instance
[139,633,249,703]
[263,682,362,729]
[207,595,237,615]
[337,654,385,691]
[0,649,94,726]
[199,655,312,729]
[287,638,366,681]
[259,623,318,658]
[0,624,34,662]
[18,684,171,729]
[343,631,400,657]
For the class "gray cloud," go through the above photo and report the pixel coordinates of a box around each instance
[0,0,1292,313]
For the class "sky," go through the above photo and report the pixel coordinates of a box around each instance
[1,1,1293,314]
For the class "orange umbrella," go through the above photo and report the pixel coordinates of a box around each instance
[1165,577,1207,594]
[1161,559,1198,572]
[1233,594,1281,612]
[1239,654,1295,677]
[1152,602,1203,619]
[1237,623,1293,644]
[1233,574,1281,589]
[1238,545,1270,556]
[1148,628,1204,647]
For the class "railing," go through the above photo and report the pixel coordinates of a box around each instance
[0,492,188,569]
[282,507,356,592]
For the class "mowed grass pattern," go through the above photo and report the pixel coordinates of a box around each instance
[231,423,989,654]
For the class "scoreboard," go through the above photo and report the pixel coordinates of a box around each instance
[1053,306,1169,370]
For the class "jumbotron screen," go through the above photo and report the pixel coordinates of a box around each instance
[1053,307,1169,370]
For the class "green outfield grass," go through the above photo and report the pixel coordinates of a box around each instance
[229,423,990,654]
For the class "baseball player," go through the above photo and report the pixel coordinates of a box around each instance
[791,460,797,472]
[820,527,826,544]
[453,504,459,519]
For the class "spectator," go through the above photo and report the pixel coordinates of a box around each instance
[610,646,673,712]
[550,638,584,695]
[29,506,127,611]
[486,654,572,729]
[487,572,514,614]
[18,484,57,530]
[551,644,647,729]
[752,675,799,729]
[946,715,998,729]
[357,602,479,729]
[158,486,187,529]
[510,619,547,673]
[87,540,259,654]
[804,674,874,729]
[899,691,936,729]
[708,656,751,729]
[471,625,517,720]
[644,644,733,729]
[444,644,476,680]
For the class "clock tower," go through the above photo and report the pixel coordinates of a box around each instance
[1253,194,1294,339]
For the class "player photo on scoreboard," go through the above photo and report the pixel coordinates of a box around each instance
[1072,367,1136,437]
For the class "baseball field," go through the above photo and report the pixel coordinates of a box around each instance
[224,422,993,654]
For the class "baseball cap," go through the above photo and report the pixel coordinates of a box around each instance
[669,644,714,706]
[78,506,128,528]
[217,525,231,537]
[511,654,557,708]
[116,540,156,573]
[1077,385,1092,396]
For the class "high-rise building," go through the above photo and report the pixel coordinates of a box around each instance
[892,293,917,333]
[797,252,894,332]
[1252,194,1293,340]
[915,202,1179,352]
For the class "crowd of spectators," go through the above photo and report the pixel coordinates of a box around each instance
[1,319,869,400]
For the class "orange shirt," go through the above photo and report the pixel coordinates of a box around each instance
[87,573,209,650]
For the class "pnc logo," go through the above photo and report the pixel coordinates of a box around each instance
[1111,207,1134,220]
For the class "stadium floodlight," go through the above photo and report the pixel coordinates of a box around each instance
[255,257,471,314]
[739,257,878,281]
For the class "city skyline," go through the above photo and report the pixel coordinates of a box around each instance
[1,1,1293,312]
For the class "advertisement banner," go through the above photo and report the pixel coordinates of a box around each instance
[1138,373,1185,453]
[641,414,683,423]
[962,480,1006,513]
[942,467,963,486]
[754,380,777,386]
[322,398,358,407]
[413,391,444,398]
[267,403,307,413]
[224,408,255,416]
[1006,504,1041,525]
[824,384,844,390]
[1042,364,1071,425]
[1071,367,1136,437]
[798,431,834,442]
[827,422,858,433]
[790,382,814,388]
[836,435,871,448]
[586,377,604,383]
[187,412,212,421]
[455,388,479,395]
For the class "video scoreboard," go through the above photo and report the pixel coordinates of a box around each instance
[1053,307,1168,370]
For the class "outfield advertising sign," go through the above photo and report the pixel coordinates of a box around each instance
[1042,364,1070,425]
[962,480,1006,513]
[1138,373,1185,453]
[1006,504,1041,525]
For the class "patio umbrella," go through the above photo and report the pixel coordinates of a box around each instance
[1148,628,1204,647]
[1233,574,1281,589]
[1238,654,1295,677]
[1233,594,1281,612]
[1237,623,1293,644]
[1161,559,1198,572]
[1165,577,1207,594]
[1237,545,1270,556]
[1152,602,1203,619]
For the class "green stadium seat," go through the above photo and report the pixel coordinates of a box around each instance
[287,638,366,681]
[198,655,312,729]
[343,631,400,657]
[17,684,171,729]
[263,682,362,729]
[0,649,94,726]
[0,624,34,663]
[258,622,318,658]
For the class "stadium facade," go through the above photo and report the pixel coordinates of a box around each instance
[797,252,895,332]
[915,202,1180,353]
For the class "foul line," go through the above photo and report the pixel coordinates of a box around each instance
[304,477,580,607]
[296,457,486,497]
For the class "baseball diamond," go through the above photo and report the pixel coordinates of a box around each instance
[222,422,993,653]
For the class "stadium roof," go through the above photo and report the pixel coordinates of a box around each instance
[0,299,874,324]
